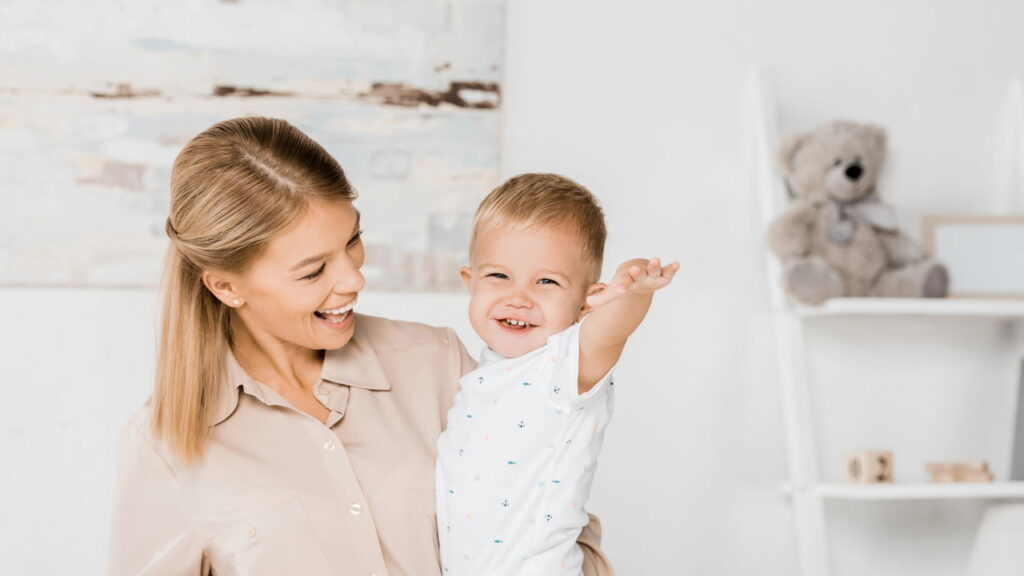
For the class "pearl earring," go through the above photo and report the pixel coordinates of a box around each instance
[232,298,241,307]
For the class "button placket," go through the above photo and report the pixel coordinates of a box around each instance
[300,400,387,573]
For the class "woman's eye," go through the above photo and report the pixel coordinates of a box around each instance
[538,278,560,286]
[348,229,364,247]
[301,264,325,281]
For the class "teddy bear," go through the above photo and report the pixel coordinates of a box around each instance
[767,120,949,306]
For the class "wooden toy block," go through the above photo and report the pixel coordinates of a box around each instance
[925,460,994,482]
[845,451,894,483]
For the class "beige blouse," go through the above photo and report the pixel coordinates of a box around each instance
[109,314,613,576]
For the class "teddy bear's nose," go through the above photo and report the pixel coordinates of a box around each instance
[845,164,863,181]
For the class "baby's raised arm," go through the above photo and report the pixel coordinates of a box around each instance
[578,257,679,392]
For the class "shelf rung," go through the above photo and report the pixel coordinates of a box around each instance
[813,482,1024,500]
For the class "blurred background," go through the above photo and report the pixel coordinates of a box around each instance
[4,1,1024,574]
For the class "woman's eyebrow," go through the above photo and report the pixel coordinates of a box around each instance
[289,211,362,272]
[290,252,328,272]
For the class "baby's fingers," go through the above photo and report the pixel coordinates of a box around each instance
[641,258,679,287]
[647,257,663,277]
[661,260,680,280]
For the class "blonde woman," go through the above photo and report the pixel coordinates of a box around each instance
[108,117,613,576]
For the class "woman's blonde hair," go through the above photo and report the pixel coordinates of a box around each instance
[154,117,356,463]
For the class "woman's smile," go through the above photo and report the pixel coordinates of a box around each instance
[313,300,356,331]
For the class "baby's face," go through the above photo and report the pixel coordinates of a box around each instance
[462,225,596,358]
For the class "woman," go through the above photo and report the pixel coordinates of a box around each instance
[109,117,613,575]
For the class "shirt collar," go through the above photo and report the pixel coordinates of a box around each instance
[209,326,390,427]
[319,332,391,391]
[478,347,508,368]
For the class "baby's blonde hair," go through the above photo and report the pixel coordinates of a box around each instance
[470,173,606,283]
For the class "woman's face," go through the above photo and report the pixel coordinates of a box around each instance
[217,199,365,351]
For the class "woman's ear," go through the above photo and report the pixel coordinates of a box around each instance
[578,283,608,321]
[202,270,243,308]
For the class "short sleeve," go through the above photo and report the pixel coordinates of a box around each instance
[109,418,205,576]
[545,321,615,410]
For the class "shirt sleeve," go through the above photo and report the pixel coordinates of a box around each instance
[546,321,615,410]
[450,327,477,378]
[109,419,206,576]
[442,327,477,430]
[579,513,616,576]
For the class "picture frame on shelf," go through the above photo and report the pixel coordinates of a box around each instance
[923,215,1024,298]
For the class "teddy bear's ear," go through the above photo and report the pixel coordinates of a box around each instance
[776,133,806,175]
[864,123,888,153]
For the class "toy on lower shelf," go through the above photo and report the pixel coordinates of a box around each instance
[846,451,894,483]
[926,461,994,482]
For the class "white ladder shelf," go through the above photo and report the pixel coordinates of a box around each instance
[750,69,1024,576]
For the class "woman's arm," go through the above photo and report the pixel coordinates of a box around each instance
[580,513,616,576]
[109,417,205,576]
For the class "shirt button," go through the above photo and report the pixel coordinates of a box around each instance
[349,503,362,515]
[247,526,257,538]
[324,440,336,452]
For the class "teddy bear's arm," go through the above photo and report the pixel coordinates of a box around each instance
[767,200,817,258]
[879,230,926,266]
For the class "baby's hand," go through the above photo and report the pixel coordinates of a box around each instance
[586,257,679,309]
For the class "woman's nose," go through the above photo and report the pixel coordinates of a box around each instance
[331,257,365,294]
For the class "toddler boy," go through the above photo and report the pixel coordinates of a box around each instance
[436,173,678,575]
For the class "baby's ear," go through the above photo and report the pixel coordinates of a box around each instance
[459,267,472,293]
[579,283,608,320]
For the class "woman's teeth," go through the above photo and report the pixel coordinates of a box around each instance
[314,302,355,322]
[316,310,350,323]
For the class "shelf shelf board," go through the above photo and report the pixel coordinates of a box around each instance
[814,481,1024,500]
[794,297,1024,318]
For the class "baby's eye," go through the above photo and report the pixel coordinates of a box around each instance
[301,263,325,281]
[537,278,560,286]
[487,272,508,280]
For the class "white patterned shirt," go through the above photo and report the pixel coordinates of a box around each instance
[435,322,615,576]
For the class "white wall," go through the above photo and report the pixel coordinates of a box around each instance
[501,1,1024,575]
[6,1,1024,575]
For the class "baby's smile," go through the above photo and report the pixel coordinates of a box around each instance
[498,318,533,328]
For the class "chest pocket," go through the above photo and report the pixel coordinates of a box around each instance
[209,497,332,576]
